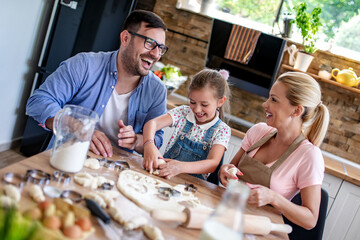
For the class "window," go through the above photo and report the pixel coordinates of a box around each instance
[280,0,360,61]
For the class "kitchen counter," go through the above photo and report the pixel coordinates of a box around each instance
[167,94,360,187]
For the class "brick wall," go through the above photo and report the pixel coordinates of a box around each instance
[153,0,360,164]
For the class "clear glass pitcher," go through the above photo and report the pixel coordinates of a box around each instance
[199,180,250,240]
[50,104,99,172]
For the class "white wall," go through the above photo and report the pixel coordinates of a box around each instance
[0,0,53,150]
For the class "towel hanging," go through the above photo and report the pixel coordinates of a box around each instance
[224,25,261,64]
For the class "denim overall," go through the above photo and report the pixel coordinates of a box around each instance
[163,119,223,184]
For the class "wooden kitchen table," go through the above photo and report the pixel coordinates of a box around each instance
[0,148,288,240]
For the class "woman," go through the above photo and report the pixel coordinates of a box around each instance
[219,72,329,229]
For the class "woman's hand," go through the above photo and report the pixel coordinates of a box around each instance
[143,144,163,173]
[158,159,183,179]
[247,183,275,207]
[219,164,242,187]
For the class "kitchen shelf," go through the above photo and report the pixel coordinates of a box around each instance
[282,64,360,94]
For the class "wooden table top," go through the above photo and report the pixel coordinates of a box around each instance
[0,148,288,240]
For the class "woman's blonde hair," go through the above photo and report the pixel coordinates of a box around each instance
[189,68,231,121]
[277,72,330,146]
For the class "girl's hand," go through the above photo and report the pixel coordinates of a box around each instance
[143,144,163,173]
[219,164,242,187]
[158,159,183,179]
[247,183,274,207]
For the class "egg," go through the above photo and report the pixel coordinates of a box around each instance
[75,217,92,231]
[43,215,62,230]
[38,199,52,212]
[23,207,42,220]
[63,225,83,239]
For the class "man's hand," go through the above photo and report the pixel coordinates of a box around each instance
[90,130,113,157]
[117,120,139,150]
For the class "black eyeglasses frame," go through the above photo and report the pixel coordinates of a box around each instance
[128,31,168,56]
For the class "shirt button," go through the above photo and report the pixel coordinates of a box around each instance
[111,86,114,89]
[102,105,105,108]
[114,72,117,75]
[110,72,113,75]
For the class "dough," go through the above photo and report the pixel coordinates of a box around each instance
[83,192,107,208]
[74,173,96,189]
[108,206,126,225]
[0,195,15,208]
[227,167,238,177]
[151,159,166,175]
[97,190,120,208]
[124,216,148,230]
[4,184,21,202]
[29,184,45,203]
[117,170,202,213]
[74,172,114,190]
[142,224,164,240]
[84,158,100,170]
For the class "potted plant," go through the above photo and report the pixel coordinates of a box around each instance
[293,2,322,72]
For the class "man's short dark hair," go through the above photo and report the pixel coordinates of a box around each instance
[122,10,167,32]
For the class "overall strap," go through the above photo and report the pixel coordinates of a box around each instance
[247,130,277,153]
[181,119,194,134]
[203,119,222,143]
[270,133,306,171]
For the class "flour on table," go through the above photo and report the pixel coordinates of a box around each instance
[117,170,202,213]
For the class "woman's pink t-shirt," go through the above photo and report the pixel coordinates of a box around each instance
[241,123,324,200]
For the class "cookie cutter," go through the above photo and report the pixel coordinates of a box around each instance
[184,183,197,193]
[103,160,116,168]
[52,171,71,184]
[25,169,51,185]
[99,182,114,190]
[157,187,181,201]
[60,190,83,203]
[97,158,116,168]
[114,160,130,170]
[2,172,26,188]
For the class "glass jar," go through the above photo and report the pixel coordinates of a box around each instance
[199,180,250,240]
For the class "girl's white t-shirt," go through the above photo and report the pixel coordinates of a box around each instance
[165,105,231,153]
[96,89,133,146]
[241,123,324,200]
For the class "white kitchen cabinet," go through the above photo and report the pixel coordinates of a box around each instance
[322,173,342,215]
[159,126,173,155]
[223,135,242,164]
[323,180,360,240]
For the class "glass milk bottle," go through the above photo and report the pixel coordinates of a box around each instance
[50,105,99,172]
[199,180,250,240]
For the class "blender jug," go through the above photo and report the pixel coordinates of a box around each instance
[50,105,99,172]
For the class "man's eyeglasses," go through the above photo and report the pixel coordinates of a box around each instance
[128,31,168,56]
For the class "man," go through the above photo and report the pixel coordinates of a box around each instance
[26,10,168,157]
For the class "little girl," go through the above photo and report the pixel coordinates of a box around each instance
[142,68,231,184]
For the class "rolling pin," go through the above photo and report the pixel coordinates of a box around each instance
[150,208,292,235]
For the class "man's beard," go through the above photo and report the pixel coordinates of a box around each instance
[121,48,156,77]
